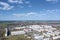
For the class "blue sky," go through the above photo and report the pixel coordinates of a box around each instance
[0,0,60,20]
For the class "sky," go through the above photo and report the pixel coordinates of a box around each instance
[0,0,60,21]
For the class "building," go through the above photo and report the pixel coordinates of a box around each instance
[11,31,25,35]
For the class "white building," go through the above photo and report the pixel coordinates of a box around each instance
[33,35,44,40]
[5,26,26,36]
[53,36,60,40]
[44,38,50,40]
[5,28,8,36]
[11,31,25,35]
[13,26,25,29]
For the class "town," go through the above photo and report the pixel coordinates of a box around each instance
[5,24,60,40]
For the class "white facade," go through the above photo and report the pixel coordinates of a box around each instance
[5,28,8,36]
[44,38,50,40]
[13,27,25,29]
[33,35,44,40]
[53,36,60,40]
[11,31,25,35]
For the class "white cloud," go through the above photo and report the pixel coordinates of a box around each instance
[7,6,14,10]
[12,13,25,17]
[12,12,48,18]
[12,9,60,18]
[0,2,14,10]
[0,14,1,16]
[25,1,30,4]
[41,9,60,13]
[12,12,37,17]
[20,6,24,8]
[8,0,32,8]
[8,0,30,4]
[45,0,59,3]
[0,14,2,17]
[46,10,55,13]
[46,9,60,13]
[25,12,37,16]
[8,0,23,4]
[47,0,58,1]
[8,0,18,3]
[28,5,32,7]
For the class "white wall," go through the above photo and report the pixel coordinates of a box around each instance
[11,31,25,35]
